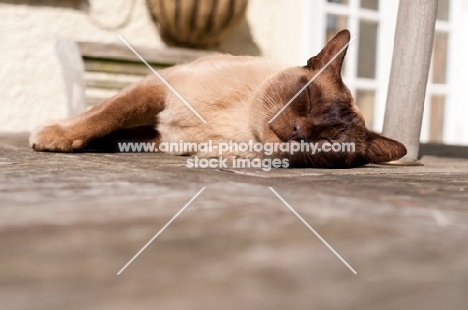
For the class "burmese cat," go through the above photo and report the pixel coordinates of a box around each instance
[30,30,406,168]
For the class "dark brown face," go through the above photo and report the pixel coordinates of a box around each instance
[262,30,407,168]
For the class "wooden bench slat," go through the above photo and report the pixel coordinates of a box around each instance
[77,42,218,66]
[86,78,133,90]
[83,60,165,76]
[59,40,217,116]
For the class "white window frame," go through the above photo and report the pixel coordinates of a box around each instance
[301,0,468,146]
[420,0,453,142]
[443,0,468,145]
[426,0,468,145]
[302,0,399,133]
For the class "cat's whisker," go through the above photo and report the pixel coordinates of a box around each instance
[263,96,278,113]
[261,98,274,111]
[306,153,316,168]
[260,91,276,107]
[269,80,281,99]
[263,90,278,108]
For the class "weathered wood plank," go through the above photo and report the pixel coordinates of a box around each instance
[58,41,217,114]
[77,41,218,65]
[3,133,468,310]
[83,60,162,75]
[86,78,132,90]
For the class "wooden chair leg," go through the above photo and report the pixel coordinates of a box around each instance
[382,0,438,165]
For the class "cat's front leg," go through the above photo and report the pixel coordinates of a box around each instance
[30,76,166,152]
[30,119,88,152]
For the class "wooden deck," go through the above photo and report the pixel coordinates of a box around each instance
[1,134,468,310]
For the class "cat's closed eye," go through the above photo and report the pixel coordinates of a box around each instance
[306,89,313,114]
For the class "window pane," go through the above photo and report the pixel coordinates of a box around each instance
[326,15,348,74]
[356,90,374,128]
[432,32,448,84]
[328,0,348,5]
[326,15,348,42]
[357,20,378,79]
[437,0,450,21]
[361,0,379,10]
[429,96,445,142]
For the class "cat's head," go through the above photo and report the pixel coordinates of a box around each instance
[257,29,406,168]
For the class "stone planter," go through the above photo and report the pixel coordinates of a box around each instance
[147,0,248,48]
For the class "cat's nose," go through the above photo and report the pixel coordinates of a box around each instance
[290,124,306,142]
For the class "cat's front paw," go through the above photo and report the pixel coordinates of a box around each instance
[30,121,86,152]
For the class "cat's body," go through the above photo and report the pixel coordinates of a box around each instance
[157,54,288,158]
[30,30,407,168]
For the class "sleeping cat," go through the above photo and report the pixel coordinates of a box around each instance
[30,30,406,168]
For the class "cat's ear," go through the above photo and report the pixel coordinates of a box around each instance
[307,29,350,76]
[365,130,407,163]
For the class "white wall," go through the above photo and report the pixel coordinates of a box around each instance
[0,0,161,132]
